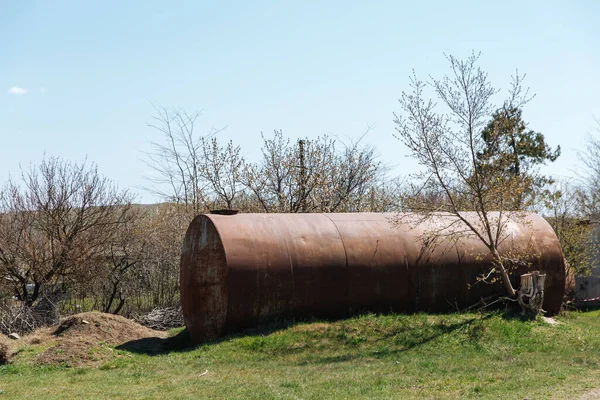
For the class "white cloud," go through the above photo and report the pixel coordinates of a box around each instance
[40,87,47,94]
[8,87,27,95]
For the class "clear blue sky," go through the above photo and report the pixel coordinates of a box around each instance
[2,1,599,203]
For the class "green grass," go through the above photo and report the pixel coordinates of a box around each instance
[2,311,600,399]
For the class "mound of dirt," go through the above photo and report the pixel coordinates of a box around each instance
[34,312,167,367]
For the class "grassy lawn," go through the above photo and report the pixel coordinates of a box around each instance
[2,311,600,399]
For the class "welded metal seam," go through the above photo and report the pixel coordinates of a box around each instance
[324,213,350,304]
[271,215,295,306]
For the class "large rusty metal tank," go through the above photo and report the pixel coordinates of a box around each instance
[180,212,566,343]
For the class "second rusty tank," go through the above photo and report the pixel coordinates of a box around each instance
[180,212,566,343]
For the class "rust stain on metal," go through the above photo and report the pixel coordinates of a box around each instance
[180,212,567,343]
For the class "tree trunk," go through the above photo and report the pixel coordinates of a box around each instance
[492,249,517,298]
[113,298,126,315]
[104,280,120,313]
[517,271,546,315]
[23,282,41,307]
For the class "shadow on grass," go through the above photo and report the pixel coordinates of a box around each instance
[118,311,507,357]
[498,309,538,322]
[306,315,492,365]
[116,318,301,356]
[116,329,195,355]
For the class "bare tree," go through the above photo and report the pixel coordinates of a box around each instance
[576,118,600,221]
[97,207,146,314]
[144,105,224,214]
[393,52,543,313]
[137,203,191,309]
[90,203,192,316]
[0,157,136,308]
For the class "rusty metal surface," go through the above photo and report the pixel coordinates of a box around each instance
[180,212,566,343]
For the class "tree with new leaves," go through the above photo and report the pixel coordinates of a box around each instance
[393,52,545,312]
[551,118,600,295]
[243,130,387,213]
[199,137,245,210]
[543,181,598,298]
[243,131,335,213]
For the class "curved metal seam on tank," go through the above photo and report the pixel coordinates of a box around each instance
[323,214,350,269]
[271,215,296,309]
[324,213,350,309]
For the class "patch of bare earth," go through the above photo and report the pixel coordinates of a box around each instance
[33,312,167,367]
[580,388,600,400]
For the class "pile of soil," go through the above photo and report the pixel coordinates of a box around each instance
[33,312,167,367]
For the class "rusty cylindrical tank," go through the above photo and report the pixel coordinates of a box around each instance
[180,212,566,343]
